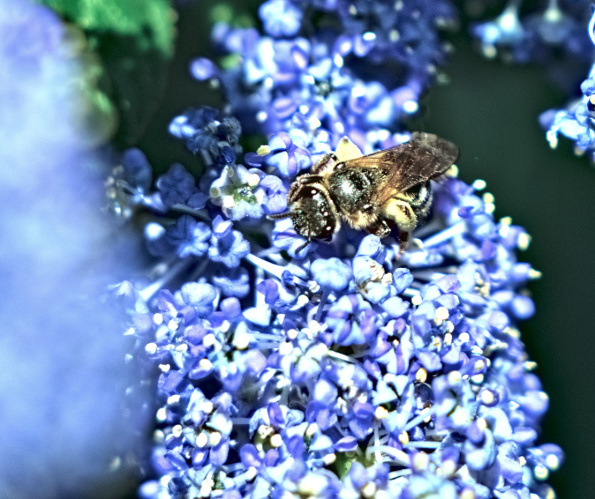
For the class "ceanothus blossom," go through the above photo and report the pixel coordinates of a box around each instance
[112,1,564,498]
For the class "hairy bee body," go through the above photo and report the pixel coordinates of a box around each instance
[270,132,459,252]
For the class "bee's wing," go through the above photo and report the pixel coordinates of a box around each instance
[339,132,459,205]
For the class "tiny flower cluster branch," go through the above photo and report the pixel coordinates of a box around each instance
[109,0,563,497]
[541,7,595,161]
[470,0,593,64]
[467,0,595,165]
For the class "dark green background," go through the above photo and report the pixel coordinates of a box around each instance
[136,3,595,497]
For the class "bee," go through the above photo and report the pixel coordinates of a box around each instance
[268,132,459,253]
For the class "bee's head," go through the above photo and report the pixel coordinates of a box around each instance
[269,182,338,242]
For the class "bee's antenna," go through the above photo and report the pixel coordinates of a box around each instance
[267,210,293,220]
[298,175,324,185]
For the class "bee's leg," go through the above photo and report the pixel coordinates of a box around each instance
[295,237,311,255]
[311,152,339,174]
[397,231,411,254]
[381,198,418,231]
[381,198,418,252]
[366,217,391,238]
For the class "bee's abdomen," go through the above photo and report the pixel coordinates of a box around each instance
[405,182,433,218]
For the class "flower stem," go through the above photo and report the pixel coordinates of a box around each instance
[315,287,330,322]
[138,259,193,302]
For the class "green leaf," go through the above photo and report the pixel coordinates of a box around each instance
[333,452,357,479]
[37,0,174,57]
[37,0,176,144]
[91,30,171,145]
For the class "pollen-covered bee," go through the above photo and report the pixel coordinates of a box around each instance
[269,132,459,252]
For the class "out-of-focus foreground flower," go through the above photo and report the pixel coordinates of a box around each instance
[108,1,565,498]
[0,0,152,497]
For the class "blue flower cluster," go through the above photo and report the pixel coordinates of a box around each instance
[115,0,563,497]
[190,0,457,153]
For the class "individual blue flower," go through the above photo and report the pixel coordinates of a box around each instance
[209,164,269,220]
[164,215,211,258]
[472,4,525,59]
[308,375,339,430]
[259,0,302,37]
[326,294,376,346]
[143,222,169,257]
[106,148,154,219]
[190,57,218,80]
[211,266,250,298]
[208,215,250,267]
[120,148,153,193]
[260,174,288,214]
[353,254,394,304]
[265,130,313,177]
[156,163,197,207]
[169,106,243,166]
[524,3,578,48]
[464,418,497,471]
[348,81,395,127]
[342,462,393,498]
[310,257,352,292]
[176,282,218,317]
